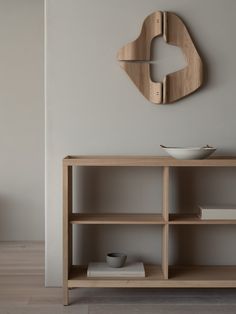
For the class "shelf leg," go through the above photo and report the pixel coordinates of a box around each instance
[63,164,73,305]
[63,287,69,306]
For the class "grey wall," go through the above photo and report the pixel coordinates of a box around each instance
[0,0,44,240]
[46,0,236,286]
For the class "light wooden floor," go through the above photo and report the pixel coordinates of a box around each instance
[1,242,236,314]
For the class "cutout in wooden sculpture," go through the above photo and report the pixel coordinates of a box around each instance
[117,11,203,104]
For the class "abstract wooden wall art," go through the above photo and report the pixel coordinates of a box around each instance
[117,11,203,104]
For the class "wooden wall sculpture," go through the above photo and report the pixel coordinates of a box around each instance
[117,11,203,104]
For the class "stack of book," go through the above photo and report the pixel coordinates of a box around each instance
[87,262,145,278]
[199,205,236,220]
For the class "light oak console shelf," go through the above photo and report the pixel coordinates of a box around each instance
[63,155,236,305]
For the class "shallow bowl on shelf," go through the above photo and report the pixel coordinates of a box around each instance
[106,253,127,268]
[160,145,216,160]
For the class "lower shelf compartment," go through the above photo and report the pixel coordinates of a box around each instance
[169,265,236,286]
[68,265,163,288]
[68,265,236,288]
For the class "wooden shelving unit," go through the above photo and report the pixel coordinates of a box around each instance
[63,156,236,305]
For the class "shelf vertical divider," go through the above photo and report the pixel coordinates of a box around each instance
[162,166,170,279]
[63,162,73,305]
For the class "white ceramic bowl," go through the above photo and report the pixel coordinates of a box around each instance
[160,145,216,160]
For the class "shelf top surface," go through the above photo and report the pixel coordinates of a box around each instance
[63,155,236,166]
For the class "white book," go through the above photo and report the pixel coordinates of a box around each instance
[87,262,145,278]
[199,205,236,220]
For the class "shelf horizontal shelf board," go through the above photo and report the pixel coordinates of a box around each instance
[169,214,236,224]
[68,265,164,288]
[68,265,236,288]
[70,213,165,225]
[169,266,236,285]
[63,155,236,167]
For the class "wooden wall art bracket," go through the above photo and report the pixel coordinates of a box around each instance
[117,11,203,104]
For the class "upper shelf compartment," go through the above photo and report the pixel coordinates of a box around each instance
[63,156,236,167]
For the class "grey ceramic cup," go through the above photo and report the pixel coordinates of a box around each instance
[106,253,127,268]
